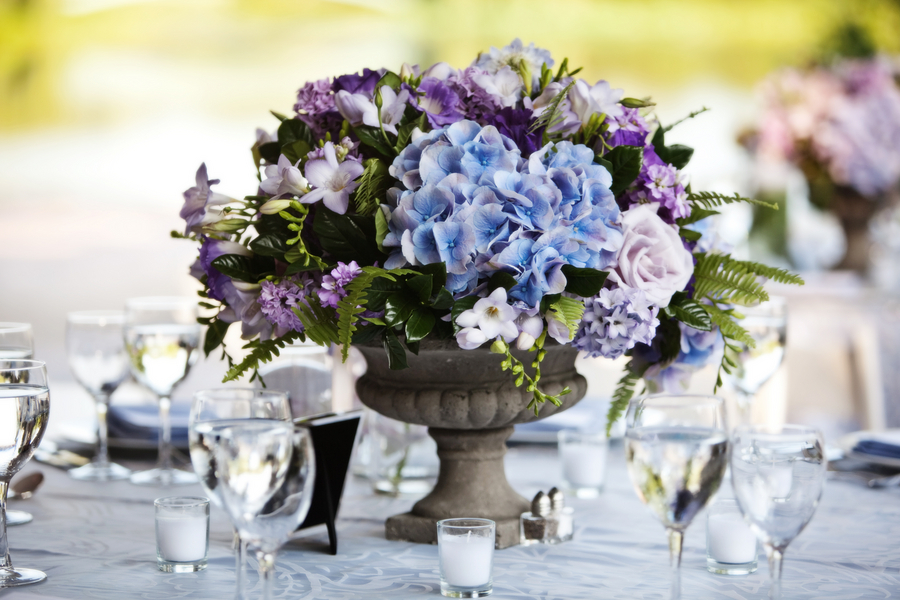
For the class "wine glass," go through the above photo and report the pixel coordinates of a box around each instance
[66,311,131,481]
[625,394,728,600]
[724,298,787,425]
[213,420,315,600]
[124,297,201,486]
[0,324,33,360]
[0,360,51,587]
[731,425,827,600]
[0,324,35,528]
[189,389,292,599]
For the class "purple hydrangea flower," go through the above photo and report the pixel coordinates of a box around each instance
[332,68,385,96]
[453,66,501,121]
[317,261,363,309]
[258,277,314,337]
[416,77,464,128]
[293,79,335,116]
[484,107,544,156]
[572,287,660,359]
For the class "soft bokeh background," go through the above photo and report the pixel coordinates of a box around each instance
[3,0,900,442]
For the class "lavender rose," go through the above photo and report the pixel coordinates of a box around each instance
[611,203,693,307]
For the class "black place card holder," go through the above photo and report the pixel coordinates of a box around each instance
[295,410,362,555]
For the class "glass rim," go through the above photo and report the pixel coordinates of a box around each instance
[154,496,210,508]
[733,423,822,440]
[67,310,126,324]
[193,388,290,402]
[0,359,46,371]
[631,393,725,409]
[0,322,32,333]
[125,296,198,309]
[558,429,607,441]
[437,518,496,530]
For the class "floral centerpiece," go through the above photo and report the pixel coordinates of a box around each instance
[176,39,801,433]
[744,29,900,271]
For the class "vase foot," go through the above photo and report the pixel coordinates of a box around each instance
[385,512,521,549]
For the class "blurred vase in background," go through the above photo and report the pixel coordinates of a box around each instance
[353,410,438,496]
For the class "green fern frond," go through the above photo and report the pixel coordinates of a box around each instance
[702,303,755,348]
[352,158,389,217]
[548,296,585,341]
[607,361,643,436]
[293,297,340,346]
[688,191,778,211]
[728,260,805,286]
[223,330,306,382]
[337,266,416,362]
[692,253,770,306]
[529,80,576,134]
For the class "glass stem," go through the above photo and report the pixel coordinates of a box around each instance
[158,395,172,475]
[234,532,246,600]
[94,393,111,467]
[667,528,683,600]
[257,550,277,600]
[766,544,784,600]
[736,391,754,427]
[0,481,10,570]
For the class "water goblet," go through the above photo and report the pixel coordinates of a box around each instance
[124,297,201,486]
[189,389,292,599]
[731,425,827,600]
[0,324,35,528]
[625,394,728,600]
[66,311,131,481]
[0,360,51,587]
[213,420,315,600]
[724,298,787,425]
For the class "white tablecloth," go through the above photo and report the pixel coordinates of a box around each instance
[5,443,900,599]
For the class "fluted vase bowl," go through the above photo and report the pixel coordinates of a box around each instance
[355,338,587,548]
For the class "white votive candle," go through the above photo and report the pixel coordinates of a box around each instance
[156,515,208,562]
[708,513,757,564]
[559,430,608,491]
[440,533,494,587]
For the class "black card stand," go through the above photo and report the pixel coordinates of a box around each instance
[295,410,362,555]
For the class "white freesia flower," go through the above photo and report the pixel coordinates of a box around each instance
[455,287,520,349]
[472,66,524,108]
[569,79,625,124]
[260,155,309,198]
[515,312,544,350]
[334,86,410,135]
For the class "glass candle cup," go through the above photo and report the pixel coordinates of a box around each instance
[155,497,210,573]
[706,498,758,575]
[558,429,608,498]
[437,519,495,598]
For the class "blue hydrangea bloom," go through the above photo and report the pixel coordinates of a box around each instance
[382,120,624,307]
[572,287,660,359]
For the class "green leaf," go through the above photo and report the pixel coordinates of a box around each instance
[366,277,406,311]
[405,307,436,343]
[539,293,562,314]
[284,260,324,276]
[353,158,390,217]
[257,142,281,165]
[451,296,479,335]
[211,254,256,283]
[250,234,289,258]
[596,156,613,172]
[561,265,608,298]
[384,293,418,328]
[488,271,518,293]
[430,287,454,310]
[293,297,341,347]
[530,80,575,134]
[548,296,585,342]
[606,360,644,436]
[203,319,230,356]
[417,263,447,290]
[676,207,720,227]
[620,97,655,108]
[405,339,420,355]
[688,191,779,211]
[703,303,755,348]
[666,292,712,331]
[376,71,402,92]
[351,323,383,345]
[353,126,396,159]
[281,140,311,165]
[680,228,702,242]
[223,330,306,382]
[406,274,433,303]
[382,328,409,370]
[604,145,643,196]
[277,118,315,148]
[665,144,694,170]
[657,314,683,363]
[375,206,390,253]
[312,206,382,264]
[395,113,427,153]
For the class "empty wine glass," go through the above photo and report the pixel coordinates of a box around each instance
[0,360,51,587]
[189,389,292,599]
[0,324,33,360]
[124,297,201,486]
[66,311,131,481]
[625,394,728,600]
[214,420,315,600]
[0,324,35,528]
[731,425,827,600]
[724,298,787,425]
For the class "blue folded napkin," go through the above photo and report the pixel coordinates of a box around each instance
[853,439,900,460]
[107,403,191,446]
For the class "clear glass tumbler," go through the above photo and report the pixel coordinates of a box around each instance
[706,497,758,575]
[558,429,608,498]
[155,497,210,573]
[437,518,495,598]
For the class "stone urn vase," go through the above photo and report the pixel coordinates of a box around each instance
[832,186,880,273]
[355,339,587,548]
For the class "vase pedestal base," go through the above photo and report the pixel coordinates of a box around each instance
[385,512,521,549]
